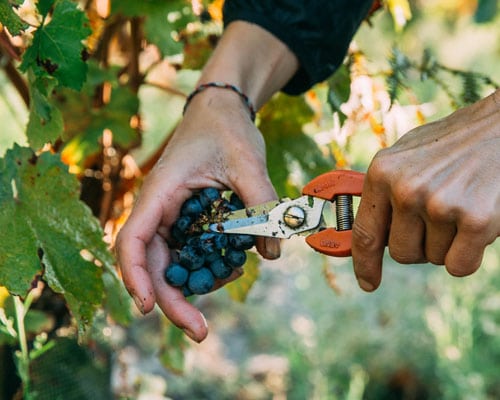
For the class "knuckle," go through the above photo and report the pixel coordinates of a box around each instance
[460,211,491,235]
[391,178,425,210]
[367,151,393,185]
[425,193,454,222]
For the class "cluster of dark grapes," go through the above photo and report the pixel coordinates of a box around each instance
[164,187,256,297]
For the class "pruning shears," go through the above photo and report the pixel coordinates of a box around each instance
[210,170,365,257]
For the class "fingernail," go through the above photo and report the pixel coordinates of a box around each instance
[265,238,281,259]
[132,294,145,314]
[183,314,208,343]
[200,312,208,329]
[357,278,375,292]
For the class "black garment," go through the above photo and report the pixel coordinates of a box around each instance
[223,0,374,95]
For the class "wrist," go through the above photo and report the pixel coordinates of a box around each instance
[182,85,255,125]
[198,21,299,110]
[184,82,256,122]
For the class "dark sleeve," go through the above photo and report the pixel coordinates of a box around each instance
[223,0,374,95]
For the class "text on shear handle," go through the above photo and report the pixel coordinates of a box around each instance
[320,239,341,249]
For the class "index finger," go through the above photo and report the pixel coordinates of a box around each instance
[115,192,165,314]
[351,174,391,291]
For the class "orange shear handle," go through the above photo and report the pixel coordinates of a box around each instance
[302,170,365,257]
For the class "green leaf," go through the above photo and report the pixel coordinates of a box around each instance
[102,270,132,326]
[144,10,183,56]
[225,252,260,302]
[60,84,140,167]
[474,0,498,23]
[19,0,91,90]
[26,76,64,149]
[111,0,191,20]
[95,85,140,148]
[37,0,55,17]
[111,0,195,56]
[0,0,27,35]
[258,93,333,198]
[0,145,113,333]
[327,64,351,125]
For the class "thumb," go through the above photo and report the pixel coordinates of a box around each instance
[233,175,281,260]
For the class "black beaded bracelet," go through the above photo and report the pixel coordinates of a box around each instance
[183,82,257,122]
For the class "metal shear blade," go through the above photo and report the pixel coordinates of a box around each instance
[209,196,326,239]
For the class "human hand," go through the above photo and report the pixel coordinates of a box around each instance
[352,89,500,291]
[116,20,298,341]
[115,92,281,342]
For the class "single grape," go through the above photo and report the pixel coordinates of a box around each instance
[182,285,193,297]
[188,268,215,294]
[174,215,192,232]
[186,236,202,248]
[209,256,233,279]
[218,198,234,212]
[179,244,205,270]
[228,234,255,250]
[205,249,222,263]
[199,187,221,209]
[164,263,189,287]
[171,225,187,245]
[181,196,204,217]
[229,192,245,209]
[199,232,216,253]
[213,232,228,249]
[171,215,193,245]
[224,248,247,268]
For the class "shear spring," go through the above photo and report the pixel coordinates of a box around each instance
[336,194,353,231]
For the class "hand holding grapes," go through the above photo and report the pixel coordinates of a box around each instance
[115,21,299,342]
[115,92,283,341]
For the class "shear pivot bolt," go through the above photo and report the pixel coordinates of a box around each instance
[284,206,305,228]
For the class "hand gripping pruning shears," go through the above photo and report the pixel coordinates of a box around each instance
[210,170,365,257]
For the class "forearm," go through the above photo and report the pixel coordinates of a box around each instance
[195,21,299,110]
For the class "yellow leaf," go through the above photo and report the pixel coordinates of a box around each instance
[387,0,412,32]
[332,146,348,169]
[208,0,224,22]
[60,138,85,173]
[415,107,426,126]
[0,286,9,308]
[225,252,260,302]
[368,114,385,135]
